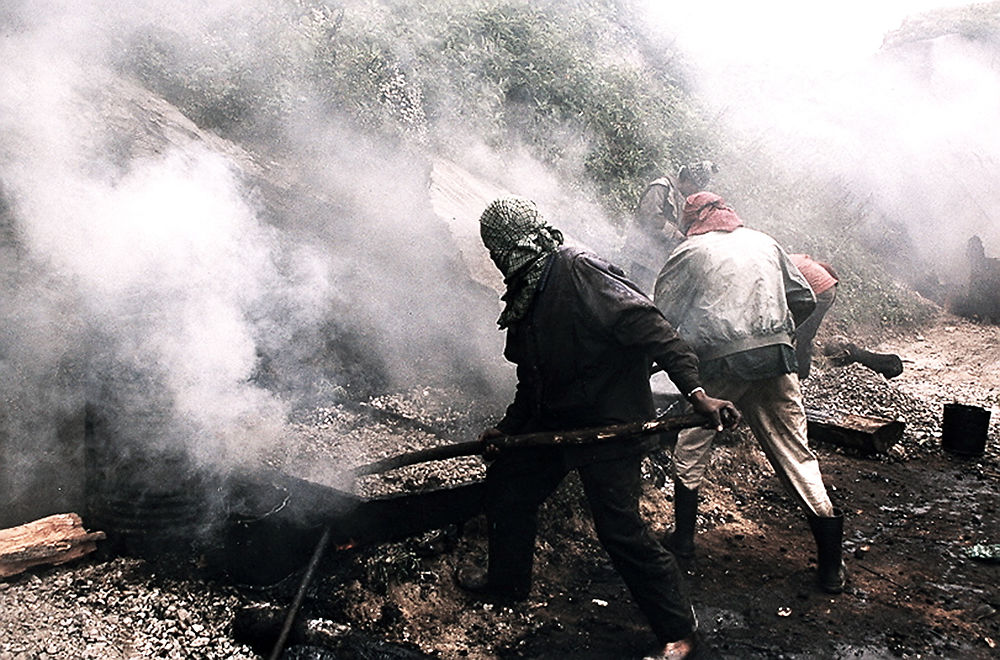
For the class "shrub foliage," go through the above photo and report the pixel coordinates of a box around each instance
[116,0,933,333]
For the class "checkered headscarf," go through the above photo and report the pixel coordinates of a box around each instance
[479,196,564,328]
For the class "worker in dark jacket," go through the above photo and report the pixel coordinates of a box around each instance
[458,195,740,660]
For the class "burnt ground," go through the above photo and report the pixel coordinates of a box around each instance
[1,312,999,659]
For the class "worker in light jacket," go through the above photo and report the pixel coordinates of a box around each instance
[458,195,740,660]
[653,192,846,595]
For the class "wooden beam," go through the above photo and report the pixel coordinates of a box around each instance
[805,408,904,454]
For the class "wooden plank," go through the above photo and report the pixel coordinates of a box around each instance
[805,408,904,454]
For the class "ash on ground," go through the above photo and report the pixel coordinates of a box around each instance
[262,386,494,497]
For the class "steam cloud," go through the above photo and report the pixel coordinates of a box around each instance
[7,0,993,520]
[0,0,525,511]
[643,0,1000,284]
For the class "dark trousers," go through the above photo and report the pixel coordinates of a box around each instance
[484,446,696,644]
[794,285,837,379]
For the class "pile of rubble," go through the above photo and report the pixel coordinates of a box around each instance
[804,360,997,464]
[268,387,493,497]
[0,557,254,660]
[803,363,942,460]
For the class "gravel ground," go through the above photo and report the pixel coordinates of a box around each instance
[0,557,255,660]
[0,386,494,660]
[1,314,998,659]
[804,361,950,459]
[273,391,490,498]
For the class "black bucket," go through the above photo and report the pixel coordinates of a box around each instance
[941,403,991,457]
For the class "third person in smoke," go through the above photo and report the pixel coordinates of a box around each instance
[460,195,740,659]
[653,192,847,595]
[788,253,839,380]
[622,161,718,294]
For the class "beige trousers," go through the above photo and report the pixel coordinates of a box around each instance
[673,373,835,518]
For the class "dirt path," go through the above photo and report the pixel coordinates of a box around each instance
[882,316,1000,411]
[432,313,1000,659]
[671,315,1000,659]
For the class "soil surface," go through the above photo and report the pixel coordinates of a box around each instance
[1,312,998,660]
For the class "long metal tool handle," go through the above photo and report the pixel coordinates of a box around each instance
[268,525,332,660]
[351,412,706,477]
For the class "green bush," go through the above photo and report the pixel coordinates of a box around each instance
[117,0,715,217]
[423,1,715,215]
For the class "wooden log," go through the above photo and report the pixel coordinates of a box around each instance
[821,339,904,379]
[0,513,106,578]
[805,408,904,454]
[350,413,708,477]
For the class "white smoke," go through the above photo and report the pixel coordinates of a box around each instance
[1,60,301,473]
[0,0,508,510]
[642,0,1000,280]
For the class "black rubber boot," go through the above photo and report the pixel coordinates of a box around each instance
[808,510,847,594]
[665,481,698,559]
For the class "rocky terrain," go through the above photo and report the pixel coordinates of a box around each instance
[1,312,998,659]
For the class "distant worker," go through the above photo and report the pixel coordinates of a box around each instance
[654,192,847,595]
[623,161,718,293]
[788,253,839,380]
[459,195,740,660]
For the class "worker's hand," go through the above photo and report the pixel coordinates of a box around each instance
[478,427,505,461]
[689,390,741,432]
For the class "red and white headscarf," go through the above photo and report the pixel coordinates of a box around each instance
[680,191,743,236]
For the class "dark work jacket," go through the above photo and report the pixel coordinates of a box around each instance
[497,247,703,465]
